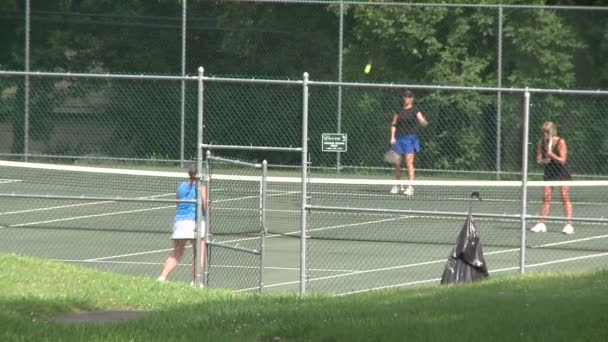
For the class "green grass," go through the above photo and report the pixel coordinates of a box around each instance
[1,253,607,341]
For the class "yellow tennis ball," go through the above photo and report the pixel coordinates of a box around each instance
[364,63,372,74]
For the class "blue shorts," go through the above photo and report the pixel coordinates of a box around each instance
[392,134,420,155]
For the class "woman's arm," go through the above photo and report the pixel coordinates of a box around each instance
[536,139,545,164]
[390,114,398,144]
[416,112,428,127]
[201,184,208,210]
[548,138,568,165]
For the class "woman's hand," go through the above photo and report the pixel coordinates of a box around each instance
[537,156,550,164]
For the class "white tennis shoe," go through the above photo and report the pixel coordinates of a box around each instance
[562,224,574,235]
[530,222,547,233]
[403,186,414,197]
[390,185,400,194]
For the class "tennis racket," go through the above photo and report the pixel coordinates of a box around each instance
[546,127,554,156]
[384,149,400,164]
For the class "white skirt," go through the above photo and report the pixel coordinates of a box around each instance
[171,220,205,240]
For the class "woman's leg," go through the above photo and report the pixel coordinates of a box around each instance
[539,186,553,220]
[158,240,186,281]
[405,153,415,181]
[560,186,572,224]
[531,186,552,232]
[393,155,402,180]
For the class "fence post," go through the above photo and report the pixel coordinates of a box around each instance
[300,72,309,296]
[496,6,504,179]
[179,0,187,166]
[336,0,344,173]
[24,0,31,161]
[260,159,268,293]
[195,67,205,287]
[519,88,531,275]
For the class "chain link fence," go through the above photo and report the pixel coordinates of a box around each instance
[0,73,198,164]
[2,1,608,295]
[303,82,608,294]
[1,69,608,295]
[205,155,266,292]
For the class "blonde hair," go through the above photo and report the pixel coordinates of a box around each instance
[542,121,557,136]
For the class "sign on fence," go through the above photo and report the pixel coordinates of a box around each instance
[321,133,347,152]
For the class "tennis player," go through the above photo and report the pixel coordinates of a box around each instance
[158,164,208,284]
[530,121,574,235]
[389,89,428,196]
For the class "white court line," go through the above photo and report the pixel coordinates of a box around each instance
[259,234,608,290]
[86,190,300,261]
[8,205,174,227]
[240,249,521,291]
[58,259,306,271]
[300,190,607,208]
[85,217,416,272]
[531,233,608,248]
[58,259,166,266]
[24,184,607,290]
[1,201,116,216]
[0,193,174,216]
[212,215,416,246]
[298,234,608,282]
[0,179,22,185]
[84,247,174,262]
[339,251,608,295]
[85,207,608,279]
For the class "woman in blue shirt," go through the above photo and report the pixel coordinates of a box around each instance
[158,165,207,284]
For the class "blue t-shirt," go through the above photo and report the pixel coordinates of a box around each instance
[175,181,198,222]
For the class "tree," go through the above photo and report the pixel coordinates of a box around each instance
[338,0,585,173]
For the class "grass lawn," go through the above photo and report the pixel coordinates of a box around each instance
[1,253,607,341]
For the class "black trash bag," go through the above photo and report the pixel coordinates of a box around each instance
[441,194,489,285]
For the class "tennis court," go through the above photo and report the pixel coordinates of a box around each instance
[2,159,608,295]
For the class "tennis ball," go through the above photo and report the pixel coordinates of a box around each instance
[364,63,372,74]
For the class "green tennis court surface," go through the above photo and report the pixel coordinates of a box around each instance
[2,161,608,294]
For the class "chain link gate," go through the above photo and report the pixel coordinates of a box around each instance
[204,153,267,292]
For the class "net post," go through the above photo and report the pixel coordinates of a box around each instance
[300,72,309,296]
[519,88,531,275]
[195,66,205,287]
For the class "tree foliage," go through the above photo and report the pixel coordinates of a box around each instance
[1,0,606,174]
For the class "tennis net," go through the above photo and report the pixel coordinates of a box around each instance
[208,174,608,252]
[0,160,187,197]
[2,160,608,251]
[0,160,194,234]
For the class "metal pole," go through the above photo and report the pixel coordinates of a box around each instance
[195,67,204,287]
[24,0,31,161]
[300,72,309,296]
[203,149,211,286]
[336,0,344,173]
[260,159,268,293]
[519,88,531,275]
[179,0,187,166]
[496,6,503,179]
